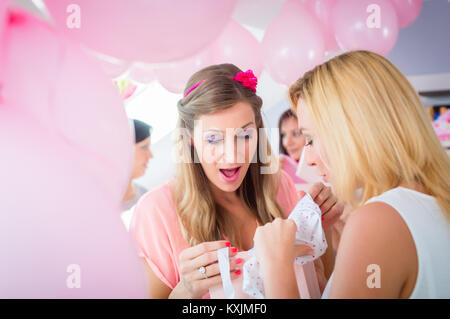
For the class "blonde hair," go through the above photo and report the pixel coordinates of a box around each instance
[173,64,285,248]
[289,50,450,221]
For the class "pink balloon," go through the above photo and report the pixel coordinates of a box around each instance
[0,11,147,297]
[332,0,399,56]
[44,0,236,63]
[304,0,339,52]
[390,0,422,28]
[128,63,157,85]
[95,55,131,79]
[155,49,213,94]
[262,0,325,86]
[209,19,263,77]
[3,12,132,200]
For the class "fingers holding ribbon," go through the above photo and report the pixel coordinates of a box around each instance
[308,182,344,231]
[178,240,242,298]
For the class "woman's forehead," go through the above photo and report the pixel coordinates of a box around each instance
[195,102,256,131]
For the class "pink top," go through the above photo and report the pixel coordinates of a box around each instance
[130,170,299,292]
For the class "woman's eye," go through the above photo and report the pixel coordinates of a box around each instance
[206,135,222,144]
[238,132,252,140]
[293,130,302,137]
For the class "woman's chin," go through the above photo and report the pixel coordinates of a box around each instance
[215,178,242,193]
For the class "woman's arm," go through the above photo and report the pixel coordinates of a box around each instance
[328,202,417,298]
[260,261,300,299]
[144,260,197,299]
[254,218,314,299]
[144,261,172,298]
[320,228,336,280]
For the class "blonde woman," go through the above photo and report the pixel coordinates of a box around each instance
[130,64,343,298]
[254,51,450,298]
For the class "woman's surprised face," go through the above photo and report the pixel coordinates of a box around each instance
[193,102,258,193]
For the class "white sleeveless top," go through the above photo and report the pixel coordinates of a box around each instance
[322,187,450,298]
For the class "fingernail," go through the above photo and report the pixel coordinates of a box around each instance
[235,269,241,275]
[321,217,324,221]
[231,247,238,253]
[225,242,231,247]
[234,258,243,264]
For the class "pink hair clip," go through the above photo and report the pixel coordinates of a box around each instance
[183,69,257,98]
[184,80,205,98]
[232,70,257,92]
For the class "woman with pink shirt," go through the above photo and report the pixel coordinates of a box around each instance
[131,64,343,298]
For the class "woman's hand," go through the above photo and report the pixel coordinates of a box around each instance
[174,240,241,299]
[253,218,314,298]
[254,218,313,269]
[298,182,344,231]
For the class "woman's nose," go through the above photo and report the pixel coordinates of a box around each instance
[285,134,294,146]
[304,145,316,167]
[224,138,236,164]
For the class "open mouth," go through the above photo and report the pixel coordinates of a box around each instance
[219,166,241,182]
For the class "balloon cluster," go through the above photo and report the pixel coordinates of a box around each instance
[0,2,149,298]
[262,0,422,86]
[42,0,422,90]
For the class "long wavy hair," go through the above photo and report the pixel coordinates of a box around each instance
[173,64,285,248]
[289,50,450,221]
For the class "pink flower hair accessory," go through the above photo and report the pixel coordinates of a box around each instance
[232,69,257,92]
[183,69,257,98]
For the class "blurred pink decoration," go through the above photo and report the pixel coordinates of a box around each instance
[115,78,138,100]
[262,0,325,86]
[128,63,157,84]
[304,0,339,53]
[0,10,147,297]
[155,49,213,94]
[332,0,399,56]
[209,19,263,77]
[122,84,137,99]
[44,0,236,63]
[390,0,422,28]
[433,109,450,143]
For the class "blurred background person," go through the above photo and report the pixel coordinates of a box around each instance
[121,119,153,230]
[278,109,321,190]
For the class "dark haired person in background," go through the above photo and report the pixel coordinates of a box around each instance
[121,119,153,230]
